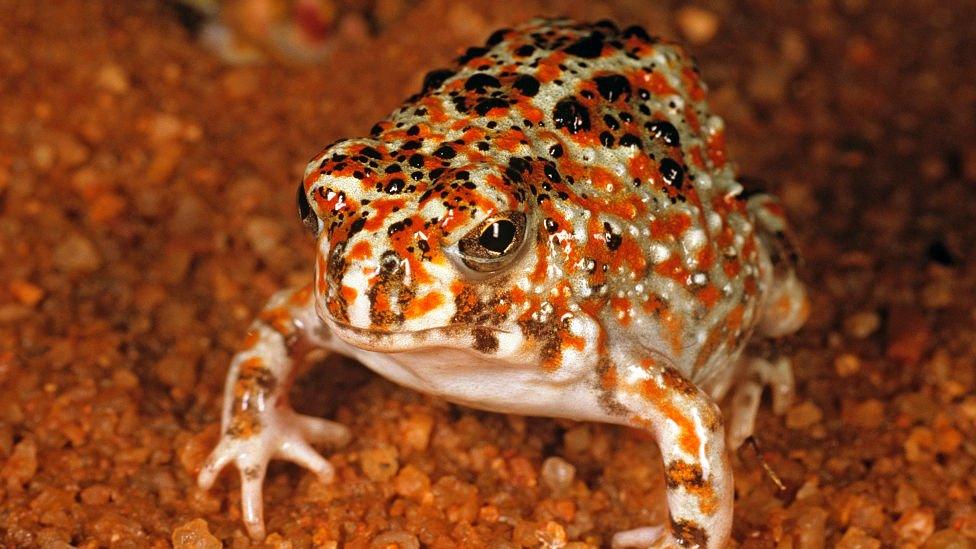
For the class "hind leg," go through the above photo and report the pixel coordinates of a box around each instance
[727,356,794,450]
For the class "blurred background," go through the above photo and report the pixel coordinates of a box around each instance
[2,1,975,546]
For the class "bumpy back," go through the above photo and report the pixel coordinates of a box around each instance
[305,19,770,379]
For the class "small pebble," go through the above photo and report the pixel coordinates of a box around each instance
[244,216,286,256]
[8,280,45,307]
[676,7,720,44]
[904,427,935,462]
[370,530,420,549]
[95,63,130,94]
[834,353,862,377]
[52,234,102,273]
[360,445,399,482]
[836,527,881,549]
[786,400,823,429]
[394,464,431,500]
[896,508,935,545]
[845,399,885,429]
[399,412,434,451]
[171,518,221,549]
[153,353,197,391]
[1,438,37,490]
[844,311,881,339]
[793,505,828,547]
[541,456,576,494]
[924,529,971,548]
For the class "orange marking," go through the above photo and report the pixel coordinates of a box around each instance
[601,362,617,391]
[316,259,330,295]
[363,198,406,232]
[461,126,486,143]
[639,378,702,457]
[689,145,705,170]
[697,285,720,308]
[628,151,654,182]
[654,256,689,284]
[562,332,586,352]
[536,51,568,83]
[237,357,264,383]
[348,240,372,261]
[339,285,357,303]
[684,104,701,134]
[706,129,728,169]
[696,245,715,271]
[683,67,706,102]
[610,235,648,275]
[638,70,677,96]
[610,296,634,326]
[529,244,548,284]
[289,285,312,306]
[519,104,545,125]
[660,309,684,354]
[495,128,527,152]
[404,291,443,319]
[642,294,666,315]
[650,212,692,240]
[372,291,391,315]
[259,307,294,336]
[241,330,260,350]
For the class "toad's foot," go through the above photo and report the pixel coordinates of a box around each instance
[197,411,350,539]
[727,356,794,449]
[612,526,685,548]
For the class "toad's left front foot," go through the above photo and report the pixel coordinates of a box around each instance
[197,410,350,539]
[612,354,734,549]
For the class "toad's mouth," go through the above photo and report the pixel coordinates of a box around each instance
[324,317,510,353]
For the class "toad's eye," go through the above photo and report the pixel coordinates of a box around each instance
[455,211,527,273]
[479,219,517,255]
[297,184,320,237]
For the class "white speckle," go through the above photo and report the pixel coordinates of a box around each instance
[697,173,713,190]
[623,363,652,385]
[648,243,671,264]
[707,211,722,232]
[682,228,706,252]
[692,272,707,285]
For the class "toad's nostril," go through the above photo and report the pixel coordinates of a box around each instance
[380,251,402,273]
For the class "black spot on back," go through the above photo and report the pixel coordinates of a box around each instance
[563,31,605,58]
[512,74,541,97]
[593,74,631,101]
[659,158,684,189]
[552,97,590,134]
[422,69,454,93]
[465,73,502,92]
[646,121,681,147]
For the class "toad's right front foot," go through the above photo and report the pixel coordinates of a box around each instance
[197,410,351,539]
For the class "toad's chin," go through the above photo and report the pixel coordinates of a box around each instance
[323,316,518,355]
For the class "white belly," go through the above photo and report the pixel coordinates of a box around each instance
[330,338,610,423]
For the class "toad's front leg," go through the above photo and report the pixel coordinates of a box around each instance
[612,360,732,549]
[197,284,351,540]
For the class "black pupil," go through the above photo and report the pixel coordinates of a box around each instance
[479,219,516,255]
[297,184,317,234]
